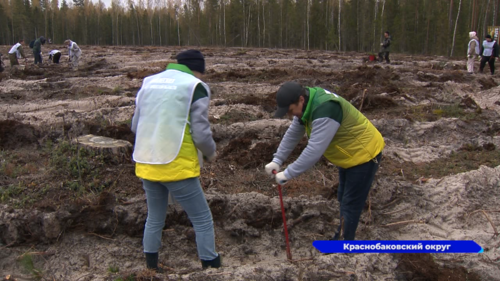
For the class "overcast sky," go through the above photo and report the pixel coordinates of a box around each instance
[93,0,112,9]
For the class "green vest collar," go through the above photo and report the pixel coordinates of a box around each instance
[301,87,316,123]
[167,63,194,75]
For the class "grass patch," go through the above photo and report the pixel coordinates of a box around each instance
[108,265,120,273]
[47,140,110,194]
[407,103,481,122]
[408,149,500,180]
[0,183,25,203]
[19,254,43,280]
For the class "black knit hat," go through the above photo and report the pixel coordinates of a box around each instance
[485,34,492,39]
[176,50,205,74]
[274,81,305,118]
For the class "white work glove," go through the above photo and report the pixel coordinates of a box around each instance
[275,172,288,185]
[204,152,217,162]
[265,162,281,177]
[380,43,384,46]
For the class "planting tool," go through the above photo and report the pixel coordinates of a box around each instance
[273,170,293,261]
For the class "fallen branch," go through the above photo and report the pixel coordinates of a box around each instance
[17,251,55,259]
[75,273,93,281]
[288,212,319,231]
[381,208,407,215]
[109,166,128,192]
[0,242,16,249]
[467,209,500,217]
[367,196,372,225]
[316,170,327,187]
[359,89,368,111]
[333,271,356,276]
[481,210,499,236]
[207,272,233,276]
[226,203,240,218]
[86,233,115,240]
[434,178,445,186]
[382,220,425,227]
[290,257,315,263]
[381,198,402,209]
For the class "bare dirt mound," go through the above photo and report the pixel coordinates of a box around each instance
[396,253,481,281]
[0,120,39,149]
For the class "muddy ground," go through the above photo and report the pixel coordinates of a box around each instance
[0,45,500,281]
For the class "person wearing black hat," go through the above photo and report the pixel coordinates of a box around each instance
[265,82,385,240]
[33,36,46,65]
[479,34,499,75]
[131,49,220,272]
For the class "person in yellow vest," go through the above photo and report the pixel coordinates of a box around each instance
[265,81,385,240]
[131,50,220,271]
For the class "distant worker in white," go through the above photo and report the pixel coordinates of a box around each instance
[48,50,62,64]
[8,39,27,67]
[479,34,499,75]
[64,39,82,70]
[467,31,480,74]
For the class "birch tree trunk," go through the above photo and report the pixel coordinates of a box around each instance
[338,0,341,51]
[223,0,226,46]
[483,0,491,36]
[306,0,310,50]
[493,0,500,26]
[449,0,454,32]
[380,0,385,49]
[257,0,260,47]
[176,7,181,46]
[262,0,265,47]
[373,0,379,52]
[450,0,462,57]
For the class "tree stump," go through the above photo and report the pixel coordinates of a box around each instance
[75,134,133,164]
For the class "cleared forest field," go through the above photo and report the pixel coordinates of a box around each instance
[1,45,499,280]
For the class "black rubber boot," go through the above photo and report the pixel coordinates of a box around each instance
[145,252,164,273]
[201,254,221,269]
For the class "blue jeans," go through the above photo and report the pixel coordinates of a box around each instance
[142,177,218,260]
[334,153,382,240]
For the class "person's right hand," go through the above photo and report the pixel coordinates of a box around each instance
[265,162,281,177]
[204,152,217,162]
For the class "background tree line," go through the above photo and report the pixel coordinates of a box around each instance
[1,0,499,57]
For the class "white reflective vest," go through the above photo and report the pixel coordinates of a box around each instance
[8,43,22,59]
[133,69,210,164]
[482,40,495,57]
[49,50,60,56]
[468,39,480,55]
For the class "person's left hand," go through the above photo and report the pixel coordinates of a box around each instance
[380,43,384,46]
[275,172,288,185]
